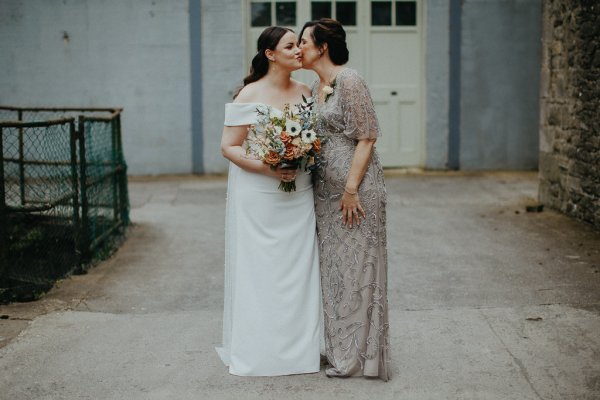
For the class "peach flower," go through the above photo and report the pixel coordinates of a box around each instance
[312,138,321,153]
[264,151,281,166]
[280,131,292,144]
[284,144,296,160]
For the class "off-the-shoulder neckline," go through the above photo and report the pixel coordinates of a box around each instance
[226,102,284,113]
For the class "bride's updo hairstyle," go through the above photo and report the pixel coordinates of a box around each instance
[234,26,294,98]
[299,18,349,65]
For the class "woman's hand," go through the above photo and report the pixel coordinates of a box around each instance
[266,165,297,182]
[222,126,296,182]
[338,139,374,228]
[339,190,366,228]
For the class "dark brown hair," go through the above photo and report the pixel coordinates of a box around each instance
[299,18,349,65]
[234,26,294,99]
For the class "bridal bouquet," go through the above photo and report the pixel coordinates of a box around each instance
[245,96,322,192]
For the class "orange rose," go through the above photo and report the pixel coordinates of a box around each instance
[284,144,296,160]
[312,138,321,153]
[280,131,292,144]
[264,151,281,166]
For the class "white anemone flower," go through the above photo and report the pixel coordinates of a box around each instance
[301,129,317,143]
[285,119,302,137]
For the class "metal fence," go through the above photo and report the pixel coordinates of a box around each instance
[0,107,129,303]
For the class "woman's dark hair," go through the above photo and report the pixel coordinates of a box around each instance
[234,26,294,99]
[299,18,349,65]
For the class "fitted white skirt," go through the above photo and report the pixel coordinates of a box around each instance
[216,164,321,376]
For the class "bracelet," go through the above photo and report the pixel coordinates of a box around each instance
[344,187,358,195]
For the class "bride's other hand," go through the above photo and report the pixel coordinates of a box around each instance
[221,126,295,182]
[268,165,297,182]
[339,191,366,228]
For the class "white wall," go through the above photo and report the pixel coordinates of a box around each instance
[0,0,192,175]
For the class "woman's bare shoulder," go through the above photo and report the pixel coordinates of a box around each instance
[234,82,263,103]
[292,79,313,98]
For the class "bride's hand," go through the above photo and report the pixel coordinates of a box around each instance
[339,190,366,228]
[266,165,297,182]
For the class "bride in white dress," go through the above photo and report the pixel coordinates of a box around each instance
[217,26,321,376]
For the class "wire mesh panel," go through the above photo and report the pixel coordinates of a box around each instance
[5,122,74,208]
[81,117,125,253]
[0,107,129,303]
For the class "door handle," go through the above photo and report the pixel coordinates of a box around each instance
[390,91,397,96]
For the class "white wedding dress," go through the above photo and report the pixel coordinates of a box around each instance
[216,102,321,376]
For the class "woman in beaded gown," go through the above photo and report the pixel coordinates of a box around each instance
[299,19,390,381]
[217,26,321,377]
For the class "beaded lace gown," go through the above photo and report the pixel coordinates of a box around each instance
[216,102,321,376]
[312,69,390,381]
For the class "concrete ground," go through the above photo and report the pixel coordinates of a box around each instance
[1,172,599,400]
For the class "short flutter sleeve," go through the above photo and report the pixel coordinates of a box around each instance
[224,103,259,126]
[340,71,381,140]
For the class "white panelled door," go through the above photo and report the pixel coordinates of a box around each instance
[245,0,424,167]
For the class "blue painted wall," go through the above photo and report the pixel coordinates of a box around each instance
[0,0,193,175]
[425,0,450,169]
[458,0,542,169]
[200,0,244,174]
[0,0,543,174]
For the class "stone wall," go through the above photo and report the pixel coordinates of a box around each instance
[539,0,600,229]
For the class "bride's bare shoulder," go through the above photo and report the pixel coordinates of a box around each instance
[234,82,262,103]
[292,79,312,98]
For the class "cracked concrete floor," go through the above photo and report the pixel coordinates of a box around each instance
[1,172,599,400]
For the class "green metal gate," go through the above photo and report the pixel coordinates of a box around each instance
[0,107,129,303]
